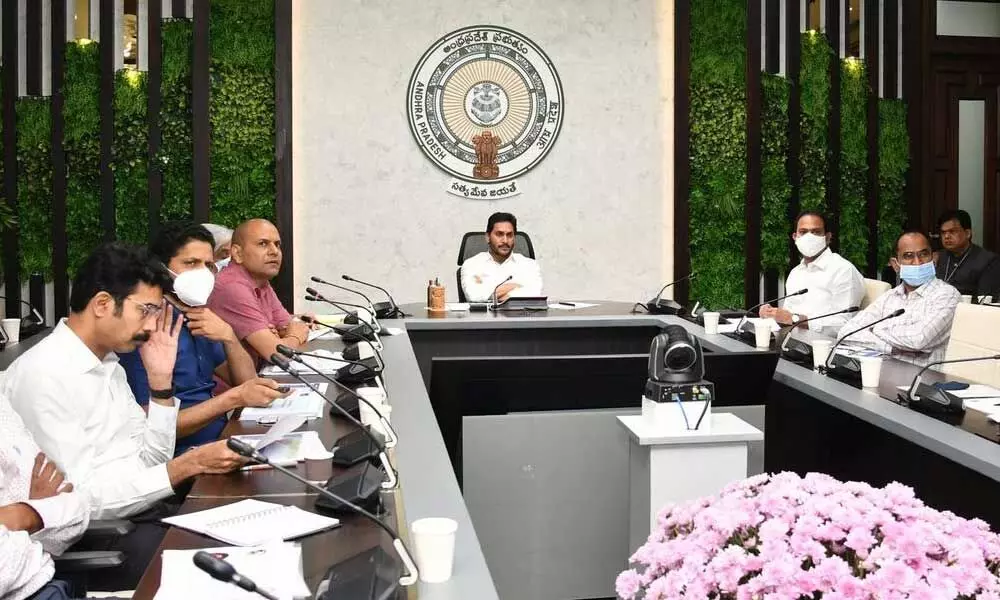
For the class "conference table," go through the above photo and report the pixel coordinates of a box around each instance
[4,302,1000,599]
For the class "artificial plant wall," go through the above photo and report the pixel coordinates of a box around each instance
[5,0,277,279]
[688,0,747,309]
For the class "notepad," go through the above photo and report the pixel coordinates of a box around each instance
[162,499,340,546]
[239,383,327,421]
[154,543,310,600]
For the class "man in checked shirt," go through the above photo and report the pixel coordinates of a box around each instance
[838,231,961,366]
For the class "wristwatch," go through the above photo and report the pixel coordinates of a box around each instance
[790,313,801,325]
[149,386,175,400]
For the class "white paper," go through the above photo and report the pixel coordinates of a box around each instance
[233,430,328,464]
[547,302,599,310]
[239,384,327,421]
[154,543,310,600]
[253,415,307,450]
[446,303,470,311]
[716,323,740,334]
[307,327,339,342]
[962,397,1000,414]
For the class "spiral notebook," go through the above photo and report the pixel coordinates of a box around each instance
[162,499,340,546]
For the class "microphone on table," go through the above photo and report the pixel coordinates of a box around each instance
[821,308,905,376]
[300,312,384,368]
[305,286,380,330]
[778,306,860,363]
[489,276,513,309]
[277,344,396,450]
[225,438,418,592]
[734,289,809,337]
[341,274,405,319]
[643,272,697,315]
[305,289,381,343]
[193,551,281,600]
[269,352,397,493]
[897,354,1000,413]
[282,345,382,385]
[312,275,381,318]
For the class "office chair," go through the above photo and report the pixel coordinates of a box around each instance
[455,231,536,302]
[54,519,134,597]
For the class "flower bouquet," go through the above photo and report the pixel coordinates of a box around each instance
[617,472,1000,599]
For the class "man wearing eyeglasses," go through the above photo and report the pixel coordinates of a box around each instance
[837,231,961,365]
[1,244,248,588]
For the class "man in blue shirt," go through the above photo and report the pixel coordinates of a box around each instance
[119,222,285,455]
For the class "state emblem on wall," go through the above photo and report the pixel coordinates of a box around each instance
[407,25,563,199]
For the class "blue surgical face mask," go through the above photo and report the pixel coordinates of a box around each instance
[899,261,936,287]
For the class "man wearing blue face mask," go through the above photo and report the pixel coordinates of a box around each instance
[119,222,286,455]
[837,231,961,365]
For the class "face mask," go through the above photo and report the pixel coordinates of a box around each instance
[794,233,827,258]
[171,267,216,307]
[215,257,231,270]
[899,261,936,287]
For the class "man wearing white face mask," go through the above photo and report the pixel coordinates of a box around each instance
[838,231,961,365]
[118,222,286,455]
[760,211,864,332]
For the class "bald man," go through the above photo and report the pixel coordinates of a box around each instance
[206,219,310,365]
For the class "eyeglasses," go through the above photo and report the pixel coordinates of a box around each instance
[898,249,933,262]
[124,297,163,320]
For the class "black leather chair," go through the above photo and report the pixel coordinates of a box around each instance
[455,231,535,302]
[54,519,134,596]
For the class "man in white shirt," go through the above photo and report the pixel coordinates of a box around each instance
[760,211,864,332]
[1,398,88,600]
[460,212,543,302]
[3,244,247,588]
[837,231,961,365]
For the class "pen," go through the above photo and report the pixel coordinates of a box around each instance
[558,301,577,307]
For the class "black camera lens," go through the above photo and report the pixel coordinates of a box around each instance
[663,342,697,371]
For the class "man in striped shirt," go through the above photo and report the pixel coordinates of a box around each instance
[837,231,961,366]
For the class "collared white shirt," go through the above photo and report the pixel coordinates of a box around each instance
[782,248,865,332]
[0,397,89,600]
[2,320,179,520]
[836,277,961,366]
[460,251,543,302]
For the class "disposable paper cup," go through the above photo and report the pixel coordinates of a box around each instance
[753,320,772,349]
[1,318,20,343]
[961,294,973,304]
[859,356,883,388]
[412,517,458,583]
[811,339,833,370]
[702,312,721,335]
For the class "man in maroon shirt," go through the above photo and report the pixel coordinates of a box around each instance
[207,219,310,365]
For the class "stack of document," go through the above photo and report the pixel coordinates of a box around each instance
[233,414,332,464]
[154,542,310,600]
[239,383,328,421]
[162,498,340,546]
[259,348,347,376]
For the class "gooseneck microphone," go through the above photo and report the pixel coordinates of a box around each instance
[490,275,513,308]
[305,287,380,333]
[269,353,397,489]
[341,274,404,319]
[225,438,418,588]
[735,288,809,335]
[305,290,382,343]
[277,344,397,449]
[822,308,905,372]
[299,315,386,373]
[193,551,280,600]
[644,272,698,315]
[899,354,1000,411]
[311,275,379,316]
[778,306,860,355]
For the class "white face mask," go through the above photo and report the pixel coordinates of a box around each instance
[170,267,216,307]
[795,233,827,259]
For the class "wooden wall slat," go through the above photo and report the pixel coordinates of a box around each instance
[865,0,880,276]
[674,0,692,305]
[3,0,22,317]
[25,0,41,95]
[826,0,843,247]
[786,0,802,267]
[51,0,68,317]
[746,0,764,306]
[191,0,209,221]
[99,0,115,241]
[274,0,294,309]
